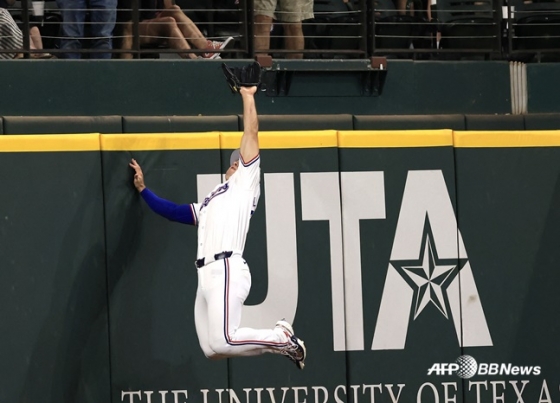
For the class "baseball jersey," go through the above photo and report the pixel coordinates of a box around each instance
[191,154,261,260]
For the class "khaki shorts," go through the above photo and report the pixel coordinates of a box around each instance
[254,0,314,22]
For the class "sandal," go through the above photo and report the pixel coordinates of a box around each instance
[30,52,56,59]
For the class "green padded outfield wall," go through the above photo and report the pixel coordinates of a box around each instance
[1,131,560,403]
[101,133,229,401]
[337,130,463,403]
[0,135,111,403]
[454,131,560,402]
[527,64,560,114]
[0,60,513,116]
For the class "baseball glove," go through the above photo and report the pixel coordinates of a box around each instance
[222,61,261,93]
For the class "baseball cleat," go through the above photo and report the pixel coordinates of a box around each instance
[276,320,307,370]
[275,319,294,337]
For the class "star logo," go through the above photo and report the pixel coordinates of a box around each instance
[391,215,467,320]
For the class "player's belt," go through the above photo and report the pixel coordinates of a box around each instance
[195,251,233,268]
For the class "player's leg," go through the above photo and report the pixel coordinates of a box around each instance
[194,281,226,360]
[203,257,290,356]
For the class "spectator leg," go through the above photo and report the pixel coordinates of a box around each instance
[56,0,86,58]
[254,14,272,55]
[283,22,304,59]
[29,26,43,50]
[140,16,196,59]
[158,6,207,49]
[89,0,117,59]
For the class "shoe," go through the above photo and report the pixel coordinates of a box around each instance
[201,36,235,59]
[15,52,56,59]
[276,319,306,370]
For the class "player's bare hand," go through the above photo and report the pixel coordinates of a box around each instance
[240,86,257,96]
[129,158,146,192]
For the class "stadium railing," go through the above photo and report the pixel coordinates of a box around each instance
[1,0,558,61]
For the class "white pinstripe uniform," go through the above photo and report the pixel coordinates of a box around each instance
[190,153,290,358]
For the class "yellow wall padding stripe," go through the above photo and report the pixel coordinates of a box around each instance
[220,130,339,150]
[454,131,560,147]
[100,133,220,150]
[219,132,242,149]
[0,134,100,152]
[338,130,454,148]
[4,131,560,152]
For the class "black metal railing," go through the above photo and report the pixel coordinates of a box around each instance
[0,0,559,61]
[507,0,560,62]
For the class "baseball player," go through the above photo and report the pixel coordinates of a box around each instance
[129,63,306,369]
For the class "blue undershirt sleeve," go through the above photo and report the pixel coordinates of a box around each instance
[140,188,196,225]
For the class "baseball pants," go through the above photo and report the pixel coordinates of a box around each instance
[194,255,289,358]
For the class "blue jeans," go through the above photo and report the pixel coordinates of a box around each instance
[56,0,117,59]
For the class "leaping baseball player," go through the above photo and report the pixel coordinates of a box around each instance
[128,62,306,369]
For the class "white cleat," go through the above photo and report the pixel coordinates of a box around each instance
[276,319,306,370]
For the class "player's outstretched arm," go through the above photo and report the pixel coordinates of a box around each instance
[129,159,197,225]
[239,86,259,163]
